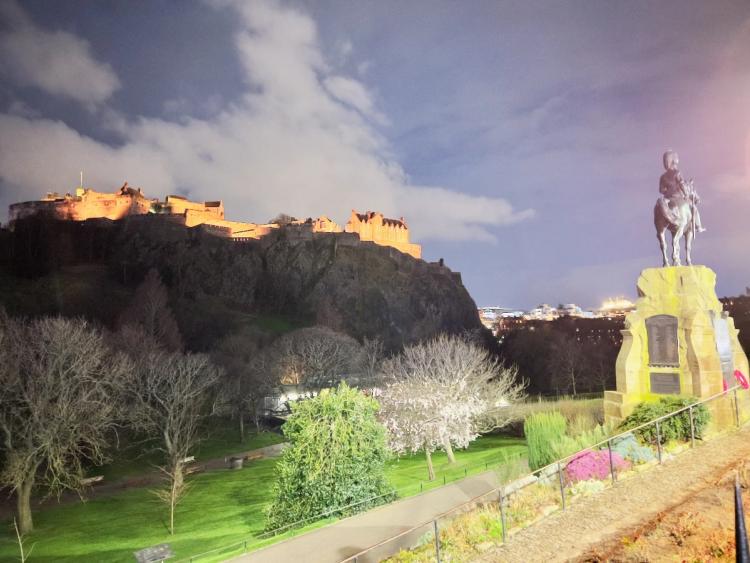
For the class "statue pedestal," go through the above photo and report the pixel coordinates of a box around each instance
[604,266,749,430]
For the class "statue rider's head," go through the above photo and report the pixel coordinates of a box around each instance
[663,150,679,171]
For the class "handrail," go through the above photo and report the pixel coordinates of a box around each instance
[182,386,742,562]
[337,385,744,562]
[533,385,740,476]
[339,487,499,563]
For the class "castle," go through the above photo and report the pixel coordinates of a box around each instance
[8,184,422,259]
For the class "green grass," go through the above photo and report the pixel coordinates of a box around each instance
[386,435,527,496]
[0,435,526,562]
[94,419,285,482]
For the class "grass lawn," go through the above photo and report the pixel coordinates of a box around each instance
[94,420,286,482]
[0,435,526,562]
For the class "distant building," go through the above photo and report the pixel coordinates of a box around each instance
[596,296,635,318]
[526,303,558,321]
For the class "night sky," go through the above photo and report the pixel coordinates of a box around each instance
[1,0,748,308]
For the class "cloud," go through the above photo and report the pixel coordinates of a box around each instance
[0,0,532,241]
[0,0,120,104]
[323,75,386,124]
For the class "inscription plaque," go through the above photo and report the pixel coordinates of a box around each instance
[646,315,679,366]
[711,312,735,388]
[650,372,681,394]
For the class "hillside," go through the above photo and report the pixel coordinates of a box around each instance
[0,215,492,351]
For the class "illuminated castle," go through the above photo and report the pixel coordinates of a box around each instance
[8,185,422,259]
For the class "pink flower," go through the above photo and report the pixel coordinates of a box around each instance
[565,450,630,483]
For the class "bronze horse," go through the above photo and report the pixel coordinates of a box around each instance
[654,179,696,267]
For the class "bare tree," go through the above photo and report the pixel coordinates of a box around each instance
[119,268,183,352]
[271,326,362,390]
[547,333,586,396]
[378,334,525,479]
[127,352,219,534]
[0,313,129,534]
[359,336,385,387]
[213,335,277,439]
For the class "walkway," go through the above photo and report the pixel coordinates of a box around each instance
[228,470,503,563]
[482,426,750,562]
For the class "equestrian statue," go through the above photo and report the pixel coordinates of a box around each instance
[654,150,705,267]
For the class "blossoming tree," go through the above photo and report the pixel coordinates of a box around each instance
[378,334,525,480]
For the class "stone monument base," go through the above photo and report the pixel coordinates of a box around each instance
[604,266,750,430]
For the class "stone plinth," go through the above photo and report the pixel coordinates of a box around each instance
[604,266,749,429]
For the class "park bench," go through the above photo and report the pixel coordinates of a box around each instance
[181,455,204,476]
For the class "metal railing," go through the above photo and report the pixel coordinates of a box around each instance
[339,385,747,563]
[178,448,527,562]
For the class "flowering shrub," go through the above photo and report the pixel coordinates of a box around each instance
[564,449,630,483]
[568,478,606,497]
[611,432,655,464]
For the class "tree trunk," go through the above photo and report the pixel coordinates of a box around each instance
[443,438,456,464]
[238,413,245,443]
[16,477,34,535]
[168,462,184,535]
[425,447,435,481]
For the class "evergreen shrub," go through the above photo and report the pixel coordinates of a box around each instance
[551,421,613,459]
[619,397,709,444]
[524,411,567,471]
[610,432,655,464]
[265,383,395,532]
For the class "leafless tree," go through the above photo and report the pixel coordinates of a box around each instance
[378,334,525,479]
[126,352,220,534]
[213,335,277,439]
[0,313,130,534]
[359,336,385,387]
[119,268,183,352]
[547,333,586,396]
[271,326,362,390]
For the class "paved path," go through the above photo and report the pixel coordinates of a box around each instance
[229,471,503,563]
[481,426,750,562]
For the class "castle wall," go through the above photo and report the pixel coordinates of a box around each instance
[344,210,421,259]
[9,188,153,223]
[8,191,422,259]
[166,195,224,219]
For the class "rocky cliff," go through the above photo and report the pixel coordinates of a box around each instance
[0,216,491,351]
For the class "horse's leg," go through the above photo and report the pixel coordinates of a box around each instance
[685,225,693,266]
[657,228,669,266]
[672,227,683,266]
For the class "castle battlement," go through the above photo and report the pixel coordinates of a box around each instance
[8,187,422,259]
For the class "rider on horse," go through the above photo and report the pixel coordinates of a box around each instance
[658,150,706,233]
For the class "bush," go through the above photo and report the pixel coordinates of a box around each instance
[619,397,710,444]
[524,411,567,470]
[551,422,612,459]
[610,432,655,464]
[265,383,395,532]
[564,450,630,483]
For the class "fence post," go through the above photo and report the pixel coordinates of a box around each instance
[420,482,423,493]
[433,519,441,563]
[655,420,663,464]
[244,540,247,552]
[607,439,616,484]
[443,475,446,486]
[557,462,566,511]
[689,405,695,448]
[498,489,507,543]
[735,388,741,427]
